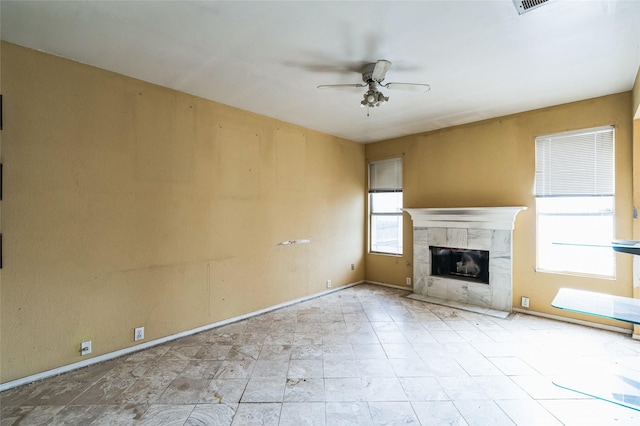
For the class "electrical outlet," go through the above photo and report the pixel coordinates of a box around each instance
[326,279,332,288]
[521,296,530,308]
[351,264,355,271]
[81,341,92,356]
[406,277,412,285]
[134,327,145,341]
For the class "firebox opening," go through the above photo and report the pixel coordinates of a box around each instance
[430,246,489,284]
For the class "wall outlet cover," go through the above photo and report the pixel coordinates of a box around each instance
[134,327,145,341]
[81,341,92,356]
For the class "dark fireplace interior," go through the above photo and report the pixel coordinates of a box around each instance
[430,246,490,284]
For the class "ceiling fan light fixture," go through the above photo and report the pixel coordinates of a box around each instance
[320,59,428,109]
[362,90,380,108]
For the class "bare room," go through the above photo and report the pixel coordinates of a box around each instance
[1,1,639,424]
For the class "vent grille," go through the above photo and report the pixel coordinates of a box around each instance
[513,0,551,15]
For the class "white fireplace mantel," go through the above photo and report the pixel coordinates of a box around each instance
[406,206,527,314]
[404,207,527,230]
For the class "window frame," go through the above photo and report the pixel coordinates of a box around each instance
[368,157,403,256]
[534,126,615,278]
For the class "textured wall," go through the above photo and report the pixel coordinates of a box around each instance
[366,92,634,329]
[0,42,365,383]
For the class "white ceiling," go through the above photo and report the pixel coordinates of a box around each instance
[2,1,639,143]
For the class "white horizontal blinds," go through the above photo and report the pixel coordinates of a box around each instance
[369,157,402,193]
[535,126,614,197]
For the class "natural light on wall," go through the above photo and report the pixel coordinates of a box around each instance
[535,126,615,277]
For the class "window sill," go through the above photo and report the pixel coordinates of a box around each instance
[534,268,616,281]
[368,251,404,258]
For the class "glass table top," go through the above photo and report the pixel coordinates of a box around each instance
[552,287,640,325]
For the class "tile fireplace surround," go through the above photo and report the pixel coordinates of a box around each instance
[405,207,526,316]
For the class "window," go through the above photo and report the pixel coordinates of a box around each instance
[369,157,403,255]
[535,126,615,277]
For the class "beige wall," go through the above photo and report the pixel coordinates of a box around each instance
[633,65,640,119]
[1,40,637,384]
[366,93,634,329]
[632,66,640,336]
[634,115,639,338]
[0,41,3,380]
[0,42,366,383]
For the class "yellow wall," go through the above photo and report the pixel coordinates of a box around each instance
[366,93,634,328]
[0,42,366,383]
[1,40,637,384]
[0,40,3,381]
[633,66,640,120]
[632,66,640,337]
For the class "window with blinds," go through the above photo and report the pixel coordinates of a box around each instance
[535,126,615,277]
[369,157,403,255]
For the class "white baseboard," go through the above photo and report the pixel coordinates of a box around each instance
[364,280,413,291]
[4,280,631,392]
[0,280,364,392]
[512,307,633,335]
[369,281,633,335]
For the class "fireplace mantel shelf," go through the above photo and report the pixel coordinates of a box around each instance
[404,207,527,230]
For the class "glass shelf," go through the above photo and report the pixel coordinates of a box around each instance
[611,240,640,255]
[552,287,640,325]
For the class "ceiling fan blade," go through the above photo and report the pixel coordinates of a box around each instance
[317,83,366,89]
[384,82,431,93]
[371,60,391,82]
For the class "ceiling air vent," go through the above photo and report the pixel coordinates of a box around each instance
[513,0,552,15]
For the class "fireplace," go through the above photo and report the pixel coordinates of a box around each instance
[430,246,489,284]
[405,207,526,314]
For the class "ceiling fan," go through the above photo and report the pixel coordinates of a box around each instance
[317,59,430,110]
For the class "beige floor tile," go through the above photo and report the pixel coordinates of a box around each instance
[412,400,468,425]
[368,401,419,425]
[3,284,639,425]
[136,404,194,426]
[185,403,236,426]
[279,402,325,425]
[231,402,280,426]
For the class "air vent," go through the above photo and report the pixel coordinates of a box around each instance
[513,0,551,15]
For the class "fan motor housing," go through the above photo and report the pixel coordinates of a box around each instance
[361,63,378,83]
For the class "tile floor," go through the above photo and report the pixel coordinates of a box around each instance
[1,284,639,425]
